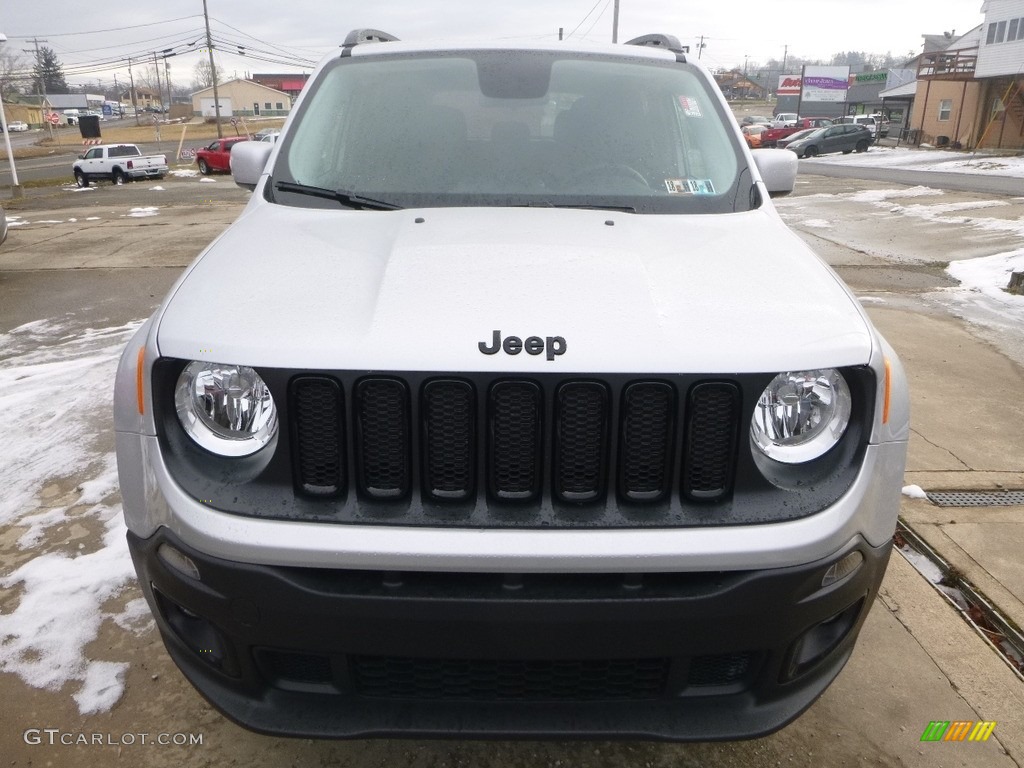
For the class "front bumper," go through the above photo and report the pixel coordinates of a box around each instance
[128,528,891,740]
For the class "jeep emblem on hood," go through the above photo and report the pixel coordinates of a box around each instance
[479,330,566,361]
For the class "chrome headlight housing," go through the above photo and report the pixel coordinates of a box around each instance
[751,369,852,464]
[174,362,278,457]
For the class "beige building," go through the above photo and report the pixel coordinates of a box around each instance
[2,101,45,127]
[191,79,292,118]
[909,5,1024,150]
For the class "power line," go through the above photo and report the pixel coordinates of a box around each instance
[564,0,605,40]
[7,15,202,39]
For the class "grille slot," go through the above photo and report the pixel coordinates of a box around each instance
[290,376,346,497]
[619,382,676,501]
[260,649,334,684]
[554,382,610,502]
[350,655,669,701]
[683,383,741,500]
[355,378,411,499]
[687,652,753,687]
[488,381,543,501]
[422,380,476,501]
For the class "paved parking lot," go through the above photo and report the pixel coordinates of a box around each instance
[1,173,1022,767]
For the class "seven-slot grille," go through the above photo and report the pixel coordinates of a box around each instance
[289,375,741,509]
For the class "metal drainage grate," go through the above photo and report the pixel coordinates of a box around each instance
[927,491,1024,508]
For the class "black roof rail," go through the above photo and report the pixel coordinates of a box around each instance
[624,33,689,59]
[342,28,400,47]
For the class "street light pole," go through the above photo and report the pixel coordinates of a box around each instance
[0,33,22,198]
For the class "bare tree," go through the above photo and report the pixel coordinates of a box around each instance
[0,48,30,99]
[191,58,224,91]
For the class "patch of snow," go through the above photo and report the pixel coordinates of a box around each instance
[897,545,946,584]
[124,207,159,218]
[902,484,929,499]
[0,510,137,715]
[74,660,129,715]
[85,216,101,221]
[16,507,69,549]
[848,186,944,204]
[0,319,146,714]
[170,169,199,178]
[800,219,833,229]
[810,146,1024,179]
[150,186,165,191]
[199,177,217,183]
[112,597,155,635]
[858,296,888,304]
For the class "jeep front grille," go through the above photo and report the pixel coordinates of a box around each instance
[289,375,741,512]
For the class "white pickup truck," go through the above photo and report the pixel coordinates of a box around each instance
[72,144,168,187]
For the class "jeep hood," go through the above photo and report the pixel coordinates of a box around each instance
[156,205,874,373]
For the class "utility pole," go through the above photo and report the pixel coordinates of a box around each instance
[612,0,619,43]
[152,51,163,111]
[128,58,140,126]
[203,0,223,138]
[697,35,706,59]
[162,50,174,115]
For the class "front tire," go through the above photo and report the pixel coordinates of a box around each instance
[198,159,210,175]
[804,146,819,158]
[75,171,89,188]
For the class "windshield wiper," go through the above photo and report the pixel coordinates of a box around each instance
[546,203,637,213]
[514,201,637,213]
[273,181,402,210]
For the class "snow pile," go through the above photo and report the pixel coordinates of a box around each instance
[125,207,159,218]
[0,318,147,714]
[811,146,1024,179]
[902,484,929,500]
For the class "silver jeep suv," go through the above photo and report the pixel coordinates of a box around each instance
[114,29,909,740]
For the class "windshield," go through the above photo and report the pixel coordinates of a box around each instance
[272,51,750,214]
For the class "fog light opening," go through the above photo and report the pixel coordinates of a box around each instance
[157,544,201,580]
[152,588,237,676]
[821,550,864,588]
[785,598,864,681]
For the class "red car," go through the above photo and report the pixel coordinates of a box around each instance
[760,118,834,148]
[195,137,250,174]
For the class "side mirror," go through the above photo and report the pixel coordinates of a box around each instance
[77,154,85,160]
[230,141,274,191]
[751,148,798,198]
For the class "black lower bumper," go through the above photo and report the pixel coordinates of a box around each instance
[127,530,891,740]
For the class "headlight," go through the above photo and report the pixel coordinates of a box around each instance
[751,369,851,464]
[174,362,278,456]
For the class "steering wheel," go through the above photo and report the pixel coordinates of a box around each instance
[569,163,650,190]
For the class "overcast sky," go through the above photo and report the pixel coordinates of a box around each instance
[1,1,984,92]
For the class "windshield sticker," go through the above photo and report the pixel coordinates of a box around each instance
[664,179,716,195]
[678,96,703,118]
